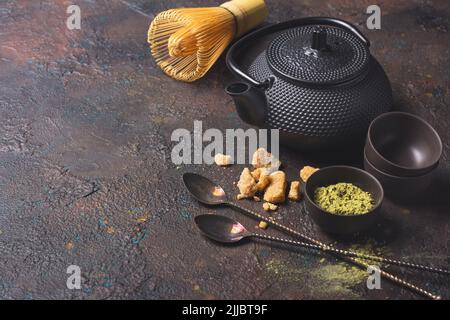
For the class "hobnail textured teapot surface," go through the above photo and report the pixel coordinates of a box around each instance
[226,18,393,148]
[248,51,392,137]
[266,25,370,85]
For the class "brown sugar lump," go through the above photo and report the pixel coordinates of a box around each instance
[250,167,270,193]
[263,171,287,204]
[262,202,278,211]
[251,167,267,180]
[237,168,257,199]
[251,148,281,172]
[214,153,232,166]
[252,148,271,168]
[288,181,301,201]
[256,174,271,192]
[300,166,319,183]
[258,221,269,229]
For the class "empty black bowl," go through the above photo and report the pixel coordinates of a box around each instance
[304,166,383,235]
[366,112,442,177]
[363,150,434,200]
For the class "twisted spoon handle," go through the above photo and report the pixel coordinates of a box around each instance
[228,201,441,300]
[251,231,450,275]
[251,232,450,276]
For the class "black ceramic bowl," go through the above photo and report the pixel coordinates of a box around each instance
[304,166,383,235]
[363,150,434,200]
[366,112,442,177]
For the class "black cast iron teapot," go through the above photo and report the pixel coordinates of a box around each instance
[225,17,392,149]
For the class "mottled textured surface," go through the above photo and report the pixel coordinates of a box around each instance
[0,0,449,299]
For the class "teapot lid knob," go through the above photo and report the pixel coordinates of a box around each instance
[311,28,329,51]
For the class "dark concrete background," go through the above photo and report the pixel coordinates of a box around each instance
[0,0,448,299]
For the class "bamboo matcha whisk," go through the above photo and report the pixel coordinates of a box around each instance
[147,0,267,82]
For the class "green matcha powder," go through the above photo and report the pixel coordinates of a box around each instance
[314,182,374,215]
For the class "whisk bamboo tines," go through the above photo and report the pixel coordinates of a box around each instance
[148,0,267,82]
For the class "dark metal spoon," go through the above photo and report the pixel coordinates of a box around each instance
[184,172,444,300]
[195,213,341,247]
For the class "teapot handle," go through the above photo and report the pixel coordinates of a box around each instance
[226,17,370,87]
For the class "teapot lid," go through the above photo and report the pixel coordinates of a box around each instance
[266,25,370,85]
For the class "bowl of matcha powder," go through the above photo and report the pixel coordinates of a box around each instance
[304,166,384,235]
[314,182,374,216]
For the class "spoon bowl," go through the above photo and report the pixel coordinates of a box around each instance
[183,173,227,205]
[194,214,247,243]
